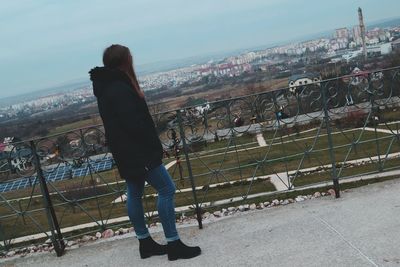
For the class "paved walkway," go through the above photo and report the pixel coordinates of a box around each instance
[364,127,398,135]
[3,178,400,267]
[256,133,267,147]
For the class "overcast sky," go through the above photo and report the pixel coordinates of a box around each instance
[1,0,400,98]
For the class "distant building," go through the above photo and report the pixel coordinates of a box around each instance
[367,28,387,42]
[335,28,349,39]
[343,67,383,86]
[9,148,33,172]
[2,137,18,152]
[349,41,357,49]
[392,39,400,50]
[342,50,363,62]
[380,43,393,55]
[194,102,210,116]
[288,73,321,94]
[367,37,380,45]
[365,43,393,55]
[0,136,53,173]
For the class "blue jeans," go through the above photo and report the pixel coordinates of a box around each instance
[125,164,179,242]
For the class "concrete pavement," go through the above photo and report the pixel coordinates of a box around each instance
[2,178,400,267]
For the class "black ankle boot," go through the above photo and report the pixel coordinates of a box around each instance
[167,239,201,261]
[139,236,167,259]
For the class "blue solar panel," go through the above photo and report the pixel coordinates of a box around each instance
[0,157,114,193]
[20,179,29,189]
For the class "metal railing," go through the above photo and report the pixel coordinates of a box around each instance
[1,66,400,256]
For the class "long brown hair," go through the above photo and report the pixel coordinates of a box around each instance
[103,44,144,98]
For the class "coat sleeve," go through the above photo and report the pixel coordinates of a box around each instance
[105,82,147,139]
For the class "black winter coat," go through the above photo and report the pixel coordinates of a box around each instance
[89,67,163,180]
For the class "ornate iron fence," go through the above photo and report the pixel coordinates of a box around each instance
[1,66,400,256]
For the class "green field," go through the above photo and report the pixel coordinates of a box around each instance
[48,118,102,136]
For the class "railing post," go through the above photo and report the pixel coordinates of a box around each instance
[372,111,383,172]
[18,200,27,225]
[176,110,203,229]
[368,80,384,172]
[203,110,209,136]
[226,101,245,184]
[226,100,234,129]
[30,141,65,256]
[79,129,105,228]
[0,224,8,252]
[321,85,340,198]
[273,93,292,190]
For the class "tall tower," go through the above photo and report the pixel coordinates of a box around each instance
[358,7,367,60]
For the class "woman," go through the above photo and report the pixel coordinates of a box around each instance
[89,44,201,261]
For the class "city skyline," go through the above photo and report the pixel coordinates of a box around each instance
[1,0,400,98]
